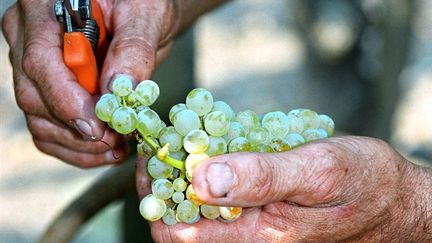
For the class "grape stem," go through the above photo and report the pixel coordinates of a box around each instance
[143,136,185,171]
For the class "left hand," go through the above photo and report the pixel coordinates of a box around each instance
[136,136,429,242]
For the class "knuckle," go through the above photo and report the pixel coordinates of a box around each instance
[112,35,156,69]
[14,82,36,113]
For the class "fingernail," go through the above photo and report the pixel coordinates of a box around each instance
[206,162,234,197]
[72,119,95,140]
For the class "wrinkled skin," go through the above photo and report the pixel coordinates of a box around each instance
[137,136,431,242]
[1,0,176,167]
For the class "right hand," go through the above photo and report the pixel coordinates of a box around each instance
[1,0,177,167]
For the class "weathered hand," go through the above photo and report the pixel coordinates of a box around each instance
[136,136,431,242]
[1,0,177,167]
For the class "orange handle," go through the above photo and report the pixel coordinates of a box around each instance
[63,0,107,95]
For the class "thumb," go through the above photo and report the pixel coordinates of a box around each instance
[192,138,368,207]
[100,0,175,92]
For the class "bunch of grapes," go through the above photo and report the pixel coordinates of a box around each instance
[95,75,335,225]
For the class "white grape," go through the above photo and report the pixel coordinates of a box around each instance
[235,110,259,131]
[170,149,186,161]
[172,109,201,136]
[111,75,133,97]
[176,200,200,224]
[159,126,183,152]
[152,179,174,200]
[287,114,305,134]
[134,80,160,106]
[173,178,187,192]
[205,136,227,156]
[137,109,161,136]
[251,144,274,152]
[204,111,230,136]
[95,94,119,122]
[262,111,289,139]
[147,156,173,179]
[183,129,210,154]
[111,107,138,134]
[169,103,186,124]
[247,126,271,145]
[285,133,305,148]
[270,138,291,152]
[319,114,335,136]
[200,204,220,220]
[302,129,327,142]
[225,122,247,143]
[219,207,242,221]
[185,88,214,116]
[228,137,251,153]
[162,208,177,225]
[172,191,185,203]
[139,194,166,222]
[212,101,235,120]
[298,109,321,130]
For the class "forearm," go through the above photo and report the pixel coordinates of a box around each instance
[173,0,231,35]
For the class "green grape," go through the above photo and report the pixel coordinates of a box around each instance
[185,153,209,182]
[95,94,119,122]
[111,75,133,97]
[111,107,138,134]
[297,109,320,130]
[183,129,210,154]
[137,141,155,157]
[152,179,174,200]
[159,126,183,152]
[155,120,167,138]
[228,137,252,153]
[205,136,227,157]
[212,101,235,120]
[172,191,185,203]
[134,80,160,106]
[200,204,220,220]
[219,207,242,221]
[270,138,291,152]
[147,156,173,179]
[139,194,166,222]
[185,88,214,116]
[173,178,187,192]
[262,111,289,138]
[170,149,186,161]
[225,122,247,143]
[125,91,140,107]
[247,126,271,145]
[172,109,201,136]
[176,200,200,224]
[204,111,230,136]
[162,208,177,225]
[302,129,327,142]
[287,114,305,134]
[319,114,335,136]
[287,108,304,117]
[169,103,186,124]
[285,133,305,148]
[137,109,161,136]
[235,110,259,131]
[251,143,274,152]
[186,184,205,206]
[136,105,148,112]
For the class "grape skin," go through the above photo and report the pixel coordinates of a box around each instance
[111,107,138,134]
[183,129,210,154]
[137,109,161,136]
[152,179,174,200]
[95,94,119,122]
[147,156,173,179]
[139,194,167,222]
[135,80,160,106]
[159,126,184,152]
[172,109,201,136]
[228,137,252,153]
[205,136,227,157]
[204,111,230,136]
[186,88,214,116]
[111,75,133,97]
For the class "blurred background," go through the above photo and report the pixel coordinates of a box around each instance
[1,0,432,242]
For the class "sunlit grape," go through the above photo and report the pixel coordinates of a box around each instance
[135,80,160,106]
[159,126,183,152]
[111,107,138,134]
[183,129,210,154]
[137,109,161,136]
[95,94,119,122]
[139,194,166,222]
[186,88,214,116]
[204,111,230,136]
[147,156,173,179]
[172,109,201,136]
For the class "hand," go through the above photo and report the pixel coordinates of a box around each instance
[1,0,177,167]
[136,136,431,242]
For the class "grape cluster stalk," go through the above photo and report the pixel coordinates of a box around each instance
[95,75,335,225]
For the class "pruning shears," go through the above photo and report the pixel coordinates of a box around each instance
[54,0,108,95]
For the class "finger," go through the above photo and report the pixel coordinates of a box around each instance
[27,115,128,154]
[33,139,128,168]
[136,156,152,199]
[192,136,400,207]
[100,0,174,92]
[19,1,105,140]
[2,4,20,47]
